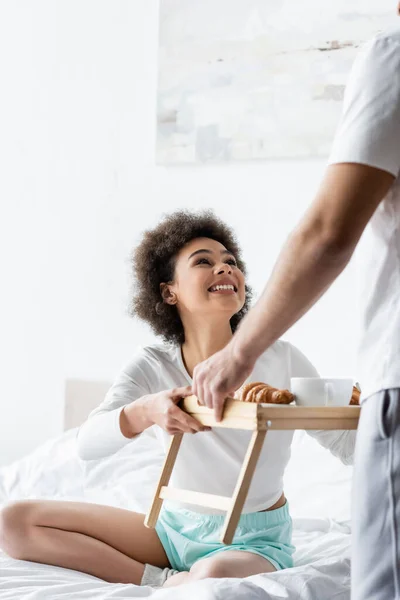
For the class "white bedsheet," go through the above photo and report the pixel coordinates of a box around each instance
[0,427,353,599]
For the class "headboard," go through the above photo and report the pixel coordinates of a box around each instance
[64,378,111,430]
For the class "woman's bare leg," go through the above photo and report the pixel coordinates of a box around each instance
[163,550,276,588]
[0,500,170,584]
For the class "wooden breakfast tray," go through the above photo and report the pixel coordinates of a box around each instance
[145,396,360,544]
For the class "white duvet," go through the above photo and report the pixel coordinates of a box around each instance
[0,427,354,599]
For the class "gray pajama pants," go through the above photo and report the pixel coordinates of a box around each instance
[352,389,400,600]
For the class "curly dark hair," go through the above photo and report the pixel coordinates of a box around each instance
[130,210,252,345]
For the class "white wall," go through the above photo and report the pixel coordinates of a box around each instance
[0,0,358,466]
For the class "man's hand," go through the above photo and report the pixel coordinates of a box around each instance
[192,341,255,421]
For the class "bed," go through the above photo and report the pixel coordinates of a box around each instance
[0,379,354,599]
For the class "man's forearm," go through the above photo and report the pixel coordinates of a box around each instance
[232,224,353,364]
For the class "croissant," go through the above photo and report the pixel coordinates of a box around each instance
[238,382,360,405]
[349,386,361,405]
[238,381,294,404]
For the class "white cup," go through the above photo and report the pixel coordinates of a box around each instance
[290,377,353,407]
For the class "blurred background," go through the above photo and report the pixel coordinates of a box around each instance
[0,0,370,465]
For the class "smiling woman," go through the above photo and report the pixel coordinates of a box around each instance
[130,210,252,346]
[0,209,356,590]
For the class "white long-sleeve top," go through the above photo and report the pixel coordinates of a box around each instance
[77,340,356,513]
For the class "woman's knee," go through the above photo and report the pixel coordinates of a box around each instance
[0,501,38,558]
[190,558,233,580]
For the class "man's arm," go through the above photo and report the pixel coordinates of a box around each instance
[232,163,394,364]
[193,163,394,418]
[192,32,400,418]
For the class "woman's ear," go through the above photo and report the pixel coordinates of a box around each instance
[160,282,177,306]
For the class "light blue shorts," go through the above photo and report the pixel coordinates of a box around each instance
[155,502,295,572]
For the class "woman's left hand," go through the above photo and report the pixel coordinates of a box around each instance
[192,341,255,421]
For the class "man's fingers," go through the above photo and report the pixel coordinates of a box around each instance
[192,370,202,404]
[200,379,213,410]
[201,388,211,410]
[196,388,206,406]
[192,363,233,422]
[214,394,226,422]
[193,378,206,407]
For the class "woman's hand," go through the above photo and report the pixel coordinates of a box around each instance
[146,386,211,434]
[122,386,210,436]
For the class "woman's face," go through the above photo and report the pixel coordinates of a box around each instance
[161,237,246,323]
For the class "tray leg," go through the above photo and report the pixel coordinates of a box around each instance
[144,433,183,528]
[221,429,267,544]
